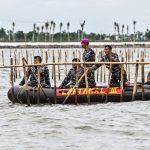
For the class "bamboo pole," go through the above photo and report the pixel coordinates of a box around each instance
[26,49,28,63]
[45,51,48,63]
[10,58,15,104]
[2,50,4,66]
[84,65,90,105]
[22,58,30,106]
[52,50,57,104]
[127,48,130,81]
[96,51,100,82]
[104,65,106,83]
[2,61,150,69]
[75,60,79,105]
[58,50,61,80]
[141,52,145,101]
[14,50,17,80]
[65,51,67,76]
[18,52,21,78]
[120,58,124,102]
[105,64,112,103]
[62,69,88,105]
[37,61,41,105]
[132,60,139,101]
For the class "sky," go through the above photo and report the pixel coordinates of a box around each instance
[0,0,150,34]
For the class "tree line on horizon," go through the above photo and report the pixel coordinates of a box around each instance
[0,20,150,42]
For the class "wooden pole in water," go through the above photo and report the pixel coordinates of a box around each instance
[45,51,48,63]
[120,58,124,102]
[2,50,4,66]
[52,50,57,104]
[127,48,130,81]
[75,60,79,105]
[10,58,15,104]
[22,58,30,106]
[37,61,41,105]
[100,51,103,82]
[14,50,18,80]
[65,51,67,76]
[104,65,106,83]
[58,50,61,80]
[96,51,100,82]
[18,52,21,78]
[141,52,145,101]
[26,49,28,63]
[84,66,90,105]
[105,64,112,103]
[132,60,139,101]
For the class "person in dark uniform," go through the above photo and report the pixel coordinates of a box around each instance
[59,58,86,88]
[19,56,51,88]
[81,38,96,87]
[91,45,130,87]
[145,72,150,85]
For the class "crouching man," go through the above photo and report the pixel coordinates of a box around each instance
[19,56,51,88]
[59,58,86,88]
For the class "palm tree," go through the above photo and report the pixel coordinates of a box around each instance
[32,23,36,42]
[116,23,120,41]
[45,22,49,42]
[67,22,70,42]
[12,22,15,41]
[127,25,129,35]
[126,25,129,41]
[36,26,40,42]
[114,22,117,40]
[49,21,53,42]
[41,25,44,33]
[59,22,63,42]
[122,24,125,41]
[133,20,137,41]
[80,20,86,39]
[52,22,56,42]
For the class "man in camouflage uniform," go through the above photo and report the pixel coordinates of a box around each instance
[92,45,129,87]
[81,38,96,87]
[59,58,86,88]
[19,56,51,88]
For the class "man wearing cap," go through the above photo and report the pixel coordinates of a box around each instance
[91,45,130,87]
[81,38,96,87]
[19,56,51,88]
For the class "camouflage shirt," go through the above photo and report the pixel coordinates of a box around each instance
[93,52,128,86]
[59,66,86,88]
[20,65,50,87]
[82,48,96,87]
[94,52,121,73]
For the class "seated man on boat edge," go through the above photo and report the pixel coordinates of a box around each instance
[19,56,51,88]
[89,45,130,87]
[59,58,86,89]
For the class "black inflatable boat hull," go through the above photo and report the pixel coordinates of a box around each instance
[7,85,150,104]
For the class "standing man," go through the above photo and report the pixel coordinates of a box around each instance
[91,45,129,87]
[81,38,96,87]
[19,56,51,88]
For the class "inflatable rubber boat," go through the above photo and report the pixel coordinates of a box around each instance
[7,84,150,104]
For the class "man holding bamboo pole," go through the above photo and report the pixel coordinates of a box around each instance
[19,56,51,88]
[59,58,86,88]
[90,45,130,87]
